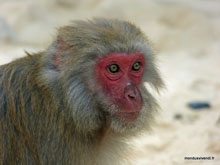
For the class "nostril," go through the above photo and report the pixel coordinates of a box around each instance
[127,94,135,100]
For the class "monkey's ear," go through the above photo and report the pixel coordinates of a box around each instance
[53,36,71,70]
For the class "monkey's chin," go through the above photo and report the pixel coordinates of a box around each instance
[115,111,140,122]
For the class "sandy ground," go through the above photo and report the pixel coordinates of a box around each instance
[0,0,220,164]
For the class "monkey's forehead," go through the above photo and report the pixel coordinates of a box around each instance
[96,52,145,64]
[55,18,153,63]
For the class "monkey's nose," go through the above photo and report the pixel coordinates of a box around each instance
[123,83,143,112]
[124,84,137,100]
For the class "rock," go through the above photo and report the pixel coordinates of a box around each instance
[187,101,211,110]
[174,113,183,120]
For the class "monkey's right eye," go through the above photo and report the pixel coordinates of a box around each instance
[108,64,120,73]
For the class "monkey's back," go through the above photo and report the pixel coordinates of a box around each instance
[0,54,90,164]
[0,55,41,120]
[0,55,49,164]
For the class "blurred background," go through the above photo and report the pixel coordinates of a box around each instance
[0,0,220,164]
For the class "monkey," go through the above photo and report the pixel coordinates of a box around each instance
[0,18,164,165]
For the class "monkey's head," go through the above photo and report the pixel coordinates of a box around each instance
[40,18,164,135]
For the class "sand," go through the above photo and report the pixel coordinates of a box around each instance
[0,0,219,164]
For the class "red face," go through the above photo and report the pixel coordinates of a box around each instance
[95,52,145,122]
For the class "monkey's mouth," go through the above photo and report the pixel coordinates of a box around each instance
[116,111,140,122]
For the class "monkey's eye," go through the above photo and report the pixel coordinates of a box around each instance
[108,64,119,73]
[132,62,141,71]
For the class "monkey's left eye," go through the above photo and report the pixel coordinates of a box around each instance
[108,64,120,73]
[132,62,141,71]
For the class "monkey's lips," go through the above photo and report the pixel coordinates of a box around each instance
[114,98,142,122]
[116,111,140,122]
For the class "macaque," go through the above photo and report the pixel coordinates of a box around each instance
[0,18,164,165]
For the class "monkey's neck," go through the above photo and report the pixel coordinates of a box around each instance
[91,127,128,165]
